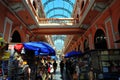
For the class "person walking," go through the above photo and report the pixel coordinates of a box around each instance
[60,60,64,78]
[53,60,57,74]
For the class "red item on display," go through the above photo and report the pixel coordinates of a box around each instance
[14,43,23,53]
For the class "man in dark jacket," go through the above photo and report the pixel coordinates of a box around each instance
[53,60,57,74]
[60,60,64,77]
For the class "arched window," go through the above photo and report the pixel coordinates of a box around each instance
[33,1,36,10]
[94,29,107,49]
[11,31,21,43]
[81,1,84,10]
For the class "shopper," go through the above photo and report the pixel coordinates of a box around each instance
[60,60,64,77]
[88,68,94,80]
[48,62,54,80]
[53,60,57,74]
[23,63,31,80]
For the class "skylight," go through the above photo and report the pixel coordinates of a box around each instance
[41,0,76,51]
[41,0,75,18]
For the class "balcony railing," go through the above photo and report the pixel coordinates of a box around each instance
[26,0,79,25]
[38,18,79,25]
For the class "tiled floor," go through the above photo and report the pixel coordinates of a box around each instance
[53,66,72,80]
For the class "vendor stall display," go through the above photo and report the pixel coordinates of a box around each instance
[7,41,56,80]
[0,37,6,53]
[79,49,120,80]
[0,37,9,78]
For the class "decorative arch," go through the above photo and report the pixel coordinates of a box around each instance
[11,30,21,43]
[11,26,27,42]
[94,29,107,49]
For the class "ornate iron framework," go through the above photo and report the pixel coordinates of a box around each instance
[42,0,74,18]
[49,14,68,18]
[43,0,73,9]
[46,7,71,16]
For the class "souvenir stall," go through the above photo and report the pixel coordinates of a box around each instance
[79,52,90,80]
[0,37,9,79]
[11,41,56,80]
[64,50,83,80]
[80,49,120,80]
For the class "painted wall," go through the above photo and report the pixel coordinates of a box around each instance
[69,0,120,53]
[0,2,31,43]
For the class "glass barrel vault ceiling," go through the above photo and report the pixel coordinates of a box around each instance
[52,35,66,50]
[41,0,76,51]
[41,0,75,18]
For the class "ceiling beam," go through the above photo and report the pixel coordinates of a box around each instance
[32,28,85,35]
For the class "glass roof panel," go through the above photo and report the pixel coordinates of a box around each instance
[41,0,76,51]
[41,0,75,18]
[52,35,66,50]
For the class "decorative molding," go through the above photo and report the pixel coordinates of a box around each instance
[105,17,117,48]
[3,17,13,42]
[79,0,95,27]
[95,24,98,29]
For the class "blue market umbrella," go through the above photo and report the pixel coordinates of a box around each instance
[64,50,82,58]
[23,42,56,56]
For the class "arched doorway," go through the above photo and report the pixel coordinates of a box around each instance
[94,29,107,49]
[11,31,21,43]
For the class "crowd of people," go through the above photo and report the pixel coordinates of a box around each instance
[35,59,58,80]
[2,50,94,80]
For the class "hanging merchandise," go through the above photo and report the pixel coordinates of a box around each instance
[0,37,5,52]
[14,43,23,53]
[2,51,10,61]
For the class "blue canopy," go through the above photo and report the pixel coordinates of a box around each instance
[64,50,82,58]
[23,42,55,56]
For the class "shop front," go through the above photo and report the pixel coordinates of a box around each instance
[80,49,120,80]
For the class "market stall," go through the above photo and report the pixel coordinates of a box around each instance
[0,37,9,79]
[80,49,120,80]
[10,41,56,80]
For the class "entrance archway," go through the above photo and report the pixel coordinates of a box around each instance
[94,29,107,49]
[11,31,21,43]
